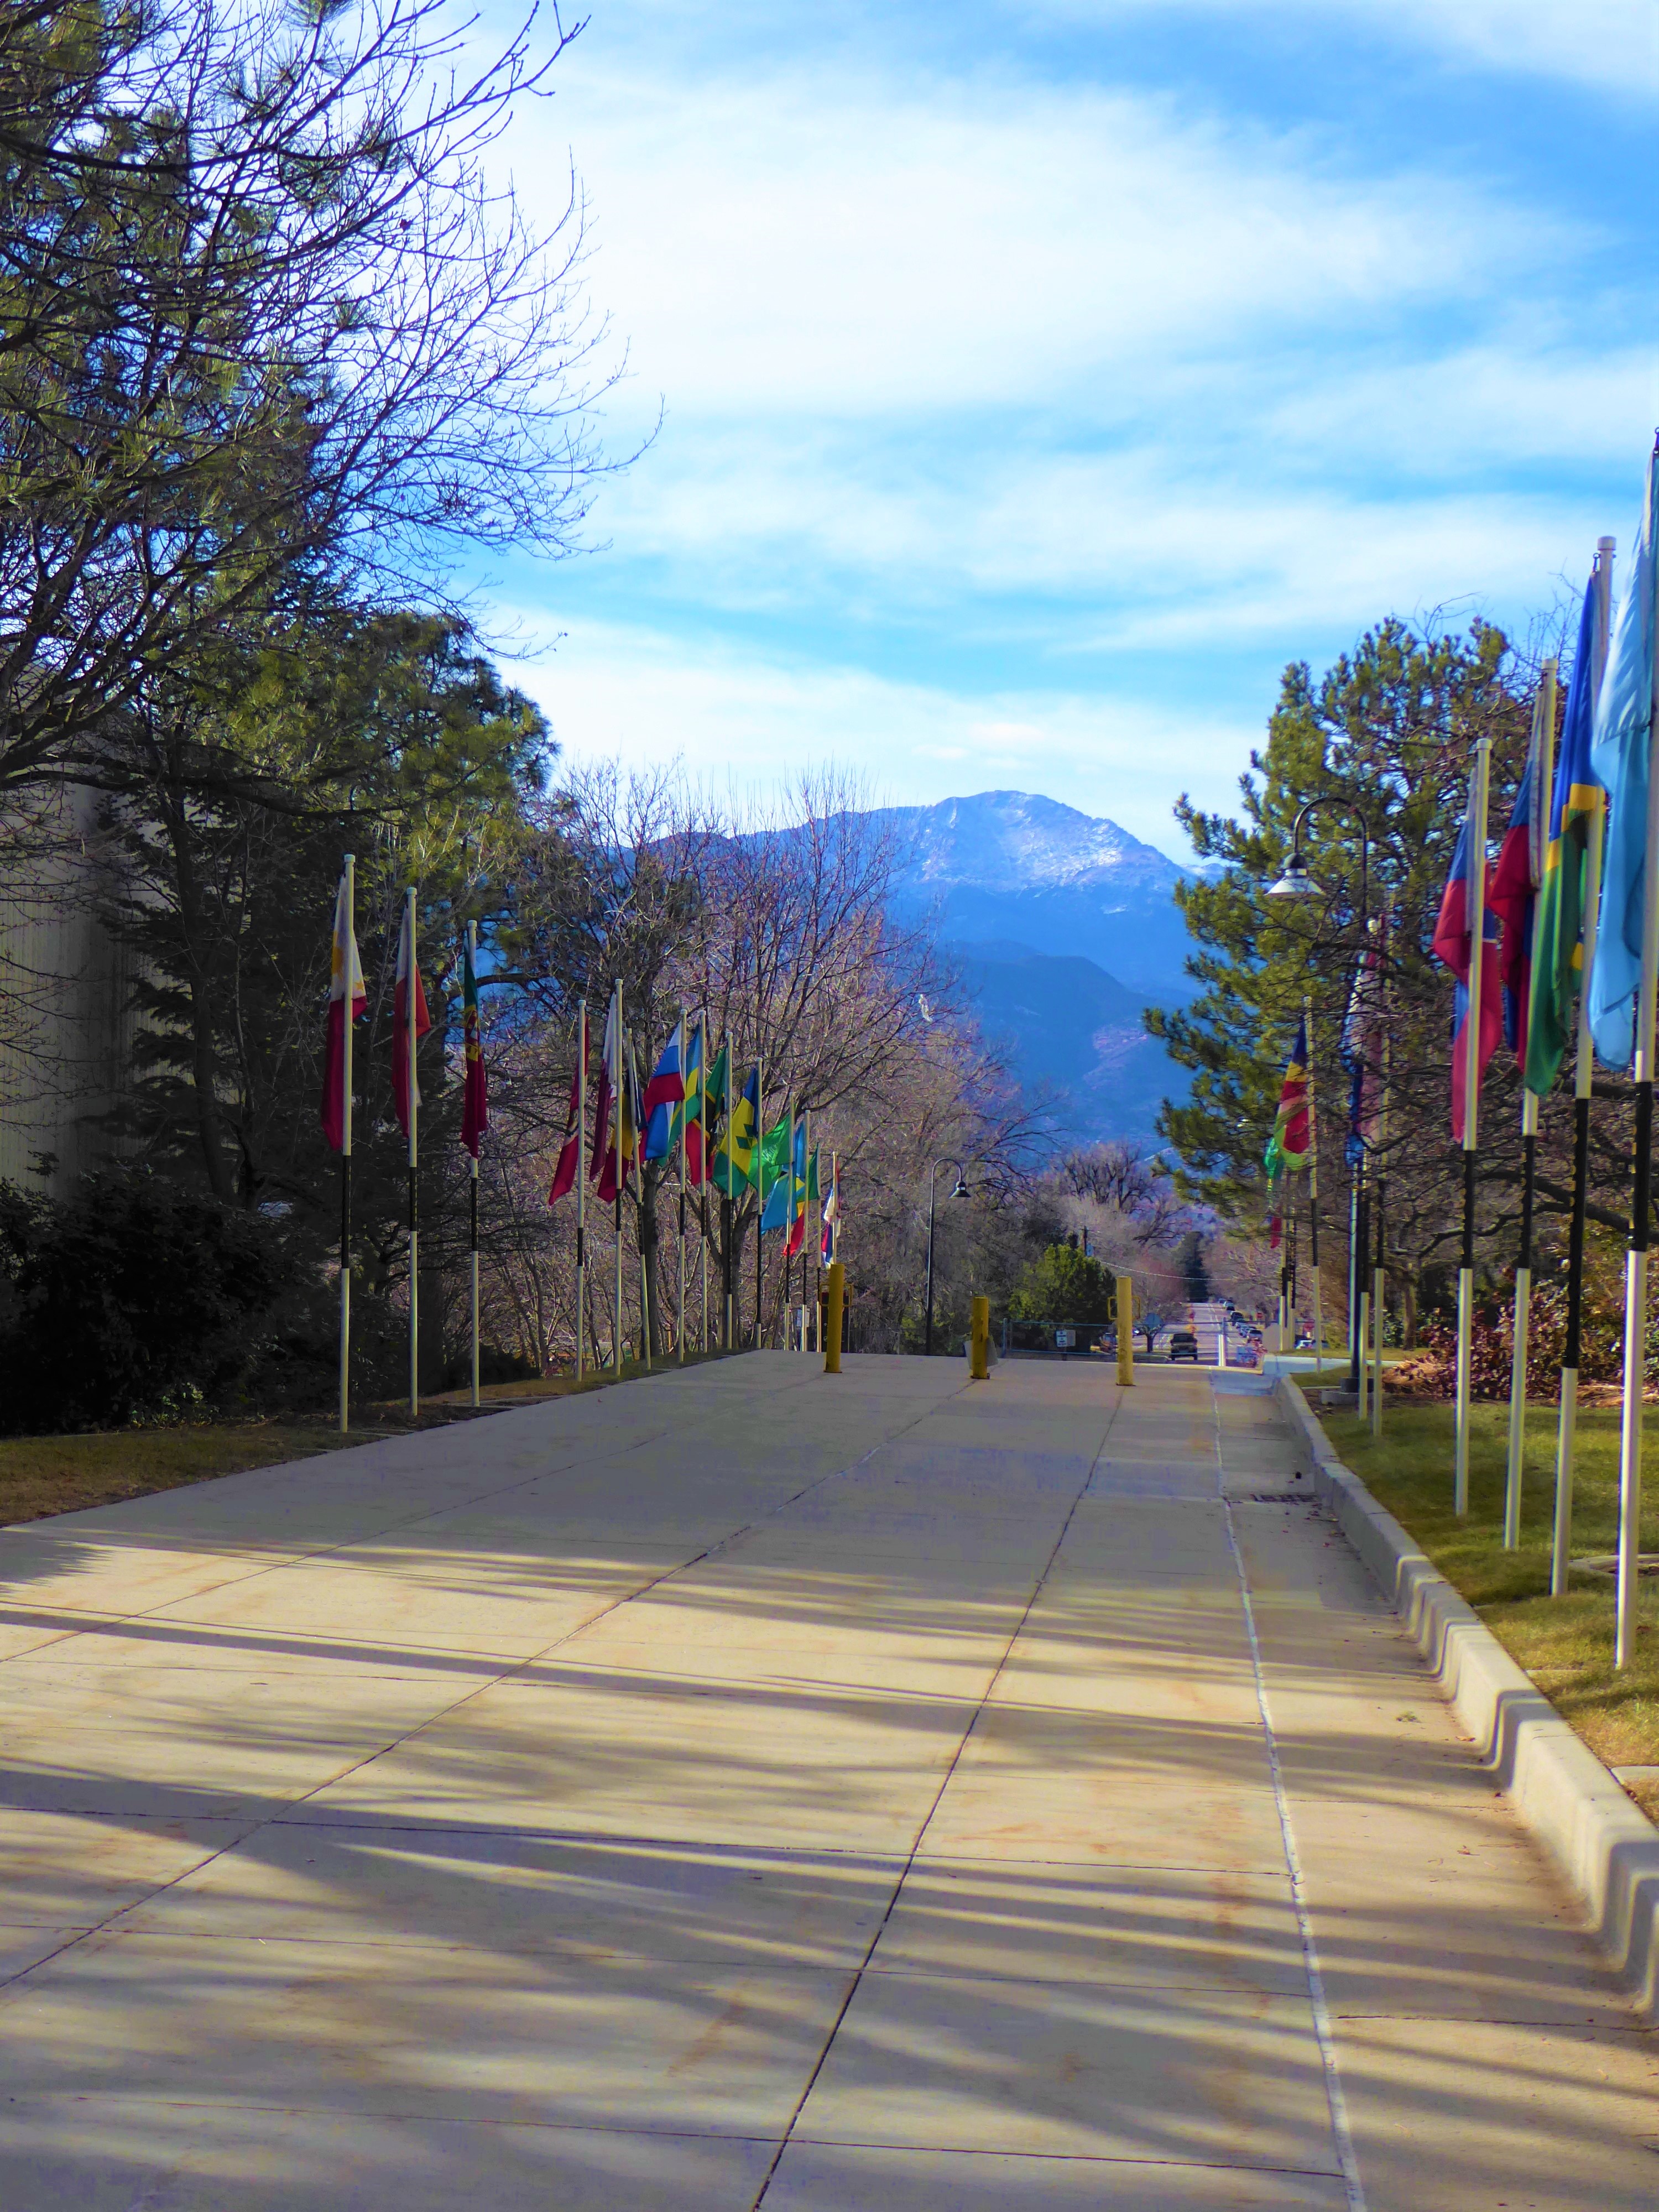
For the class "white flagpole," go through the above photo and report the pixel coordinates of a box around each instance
[339,855,354,1435]
[677,1008,687,1364]
[1616,507,1659,1669]
[1455,737,1493,1516]
[405,887,419,1420]
[1305,993,1324,1380]
[613,983,624,1369]
[574,998,586,1383]
[700,1010,710,1354]
[1555,542,1615,1592]
[468,921,481,1409]
[1506,666,1557,1548]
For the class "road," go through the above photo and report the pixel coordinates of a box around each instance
[0,1354,1652,2207]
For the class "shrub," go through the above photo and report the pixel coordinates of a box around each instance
[1008,1244,1117,1326]
[0,1171,293,1431]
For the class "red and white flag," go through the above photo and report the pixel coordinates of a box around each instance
[391,896,432,1140]
[320,870,367,1152]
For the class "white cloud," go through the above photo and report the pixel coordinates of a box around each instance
[514,58,1572,423]
[498,613,1248,853]
[1027,2,1658,97]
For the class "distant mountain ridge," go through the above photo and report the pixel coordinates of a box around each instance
[876,791,1197,1003]
[872,791,1198,1144]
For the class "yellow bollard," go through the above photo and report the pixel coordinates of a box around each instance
[825,1261,844,1375]
[970,1295,990,1380]
[1115,1274,1135,1387]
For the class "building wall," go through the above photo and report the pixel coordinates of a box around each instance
[0,789,135,1191]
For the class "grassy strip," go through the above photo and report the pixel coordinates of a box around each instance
[1321,1400,1659,1818]
[0,1348,743,1528]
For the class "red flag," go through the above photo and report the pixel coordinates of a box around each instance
[320,871,367,1151]
[392,899,432,1140]
[548,1012,587,1206]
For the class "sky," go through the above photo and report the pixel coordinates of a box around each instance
[467,0,1657,860]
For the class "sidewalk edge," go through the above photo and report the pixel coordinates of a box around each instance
[1272,1373,1659,2025]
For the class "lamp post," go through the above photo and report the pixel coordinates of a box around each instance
[1266,799,1374,1397]
[924,1159,971,1355]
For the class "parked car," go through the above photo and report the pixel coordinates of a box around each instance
[1168,1329,1199,1363]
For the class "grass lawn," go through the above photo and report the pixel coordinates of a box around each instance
[1321,1399,1659,1820]
[0,1348,740,1528]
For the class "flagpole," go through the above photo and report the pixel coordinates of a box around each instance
[1455,736,1493,1516]
[468,928,481,1407]
[677,1009,687,1364]
[637,1040,651,1374]
[1506,666,1557,1547]
[613,982,624,1370]
[1305,993,1324,1379]
[1616,500,1659,1670]
[1370,1023,1388,1437]
[722,1031,734,1352]
[339,854,354,1435]
[404,888,419,1420]
[575,997,587,1383]
[754,1053,764,1351]
[700,1009,710,1354]
[1555,541,1615,1594]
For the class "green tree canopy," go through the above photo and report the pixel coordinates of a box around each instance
[1008,1243,1117,1325]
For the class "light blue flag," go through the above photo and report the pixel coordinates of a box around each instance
[1589,444,1659,1070]
[760,1169,791,1232]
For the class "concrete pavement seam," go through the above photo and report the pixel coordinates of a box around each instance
[1272,1372,1659,2028]
[1213,1392,1368,2212]
[747,1385,1129,2209]
[0,1370,978,2001]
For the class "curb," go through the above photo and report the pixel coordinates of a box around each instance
[1272,1373,1659,2024]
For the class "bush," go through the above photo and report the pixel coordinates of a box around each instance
[0,1171,294,1431]
[1396,1278,1625,1404]
[1008,1244,1117,1326]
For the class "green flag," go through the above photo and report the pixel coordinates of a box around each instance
[757,1109,791,1201]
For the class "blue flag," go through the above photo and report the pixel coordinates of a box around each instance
[1589,444,1659,1070]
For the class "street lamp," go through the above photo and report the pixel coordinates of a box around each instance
[924,1160,971,1356]
[1262,796,1374,1397]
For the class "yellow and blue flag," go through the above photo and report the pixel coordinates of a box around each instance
[1526,579,1604,1093]
[714,1063,758,1194]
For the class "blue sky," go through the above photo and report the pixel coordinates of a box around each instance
[471,0,1656,859]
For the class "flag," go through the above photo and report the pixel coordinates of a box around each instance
[785,1129,812,1256]
[641,1026,686,1161]
[1526,580,1605,1094]
[759,1111,794,1231]
[676,1021,706,1182]
[1589,445,1659,1071]
[714,1064,758,1193]
[589,990,618,1188]
[1431,808,1502,1140]
[598,1034,643,1202]
[821,1160,839,1263]
[1339,919,1388,1165]
[547,1010,586,1205]
[320,869,367,1151]
[1489,684,1551,1069]
[460,930,488,1157]
[1261,1014,1312,1186]
[390,898,432,1140]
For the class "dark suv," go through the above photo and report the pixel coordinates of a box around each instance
[1168,1329,1199,1363]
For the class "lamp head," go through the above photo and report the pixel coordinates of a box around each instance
[951,1171,970,1199]
[1266,849,1318,900]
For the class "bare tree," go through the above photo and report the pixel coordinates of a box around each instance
[0,0,620,804]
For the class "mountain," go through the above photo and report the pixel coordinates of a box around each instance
[878,790,1197,1001]
[953,940,1180,1142]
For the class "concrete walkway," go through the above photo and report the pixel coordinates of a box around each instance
[0,1356,1652,2208]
